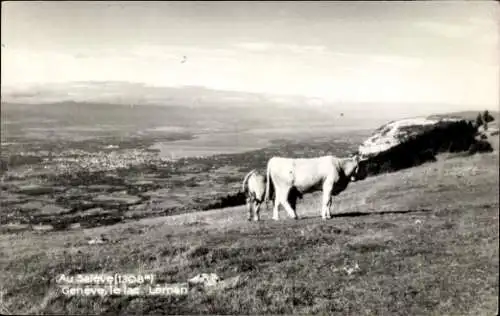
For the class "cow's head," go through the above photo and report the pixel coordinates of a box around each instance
[345,153,369,181]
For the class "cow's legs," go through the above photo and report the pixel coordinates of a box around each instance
[272,187,283,220]
[282,201,298,219]
[324,196,333,219]
[246,197,253,221]
[272,200,280,221]
[278,188,298,219]
[253,201,261,221]
[289,187,298,211]
[321,182,333,220]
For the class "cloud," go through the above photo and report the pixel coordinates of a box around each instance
[369,54,423,68]
[129,45,236,60]
[413,17,497,40]
[2,37,497,108]
[281,44,328,54]
[234,42,273,52]
[233,42,328,54]
[467,17,498,29]
[1,44,242,89]
[414,21,468,38]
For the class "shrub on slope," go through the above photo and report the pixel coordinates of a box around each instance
[359,117,493,176]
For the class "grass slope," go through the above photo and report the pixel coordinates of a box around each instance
[0,151,498,315]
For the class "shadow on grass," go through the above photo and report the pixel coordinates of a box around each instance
[258,208,433,223]
[332,208,433,218]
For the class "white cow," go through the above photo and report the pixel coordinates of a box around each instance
[264,154,367,220]
[241,169,267,221]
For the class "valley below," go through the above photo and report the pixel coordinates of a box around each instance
[0,102,371,232]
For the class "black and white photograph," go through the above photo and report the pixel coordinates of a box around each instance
[1,1,499,314]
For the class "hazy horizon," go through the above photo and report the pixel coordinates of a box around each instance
[1,1,499,114]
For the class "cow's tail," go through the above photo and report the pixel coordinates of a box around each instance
[241,169,255,195]
[264,160,274,207]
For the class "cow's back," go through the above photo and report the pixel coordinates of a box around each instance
[268,157,295,185]
[268,155,340,190]
[293,156,337,172]
[294,156,338,189]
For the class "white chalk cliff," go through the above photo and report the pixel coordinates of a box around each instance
[358,117,462,157]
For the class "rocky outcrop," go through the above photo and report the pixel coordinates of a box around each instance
[358,116,488,176]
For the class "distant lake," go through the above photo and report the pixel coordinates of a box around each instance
[149,130,271,159]
[150,125,369,159]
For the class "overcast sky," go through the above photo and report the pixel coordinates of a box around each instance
[1,1,499,110]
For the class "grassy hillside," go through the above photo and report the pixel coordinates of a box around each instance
[1,149,497,315]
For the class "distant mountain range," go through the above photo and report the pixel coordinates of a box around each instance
[1,81,327,108]
[2,81,494,125]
